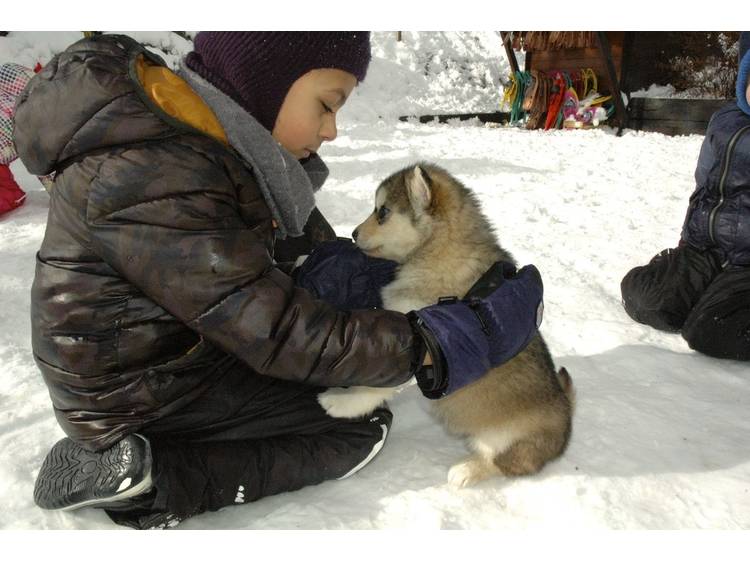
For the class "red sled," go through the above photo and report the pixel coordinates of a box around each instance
[0,164,26,216]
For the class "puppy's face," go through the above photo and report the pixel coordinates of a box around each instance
[353,165,434,263]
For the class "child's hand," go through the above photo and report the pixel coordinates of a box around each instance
[292,239,398,310]
[409,262,544,398]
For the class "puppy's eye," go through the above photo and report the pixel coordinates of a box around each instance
[377,206,390,224]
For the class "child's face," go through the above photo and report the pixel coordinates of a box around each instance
[272,68,357,159]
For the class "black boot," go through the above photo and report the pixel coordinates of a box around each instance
[33,434,153,511]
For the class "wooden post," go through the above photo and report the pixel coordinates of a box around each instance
[595,31,628,135]
[397,31,402,42]
[524,51,533,72]
[500,32,520,74]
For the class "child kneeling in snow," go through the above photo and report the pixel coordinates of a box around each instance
[16,32,545,529]
[621,32,750,361]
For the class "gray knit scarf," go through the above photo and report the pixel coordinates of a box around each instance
[178,62,328,239]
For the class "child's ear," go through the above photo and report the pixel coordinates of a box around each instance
[406,165,432,215]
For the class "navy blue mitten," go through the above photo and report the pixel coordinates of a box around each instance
[293,239,398,310]
[408,262,544,398]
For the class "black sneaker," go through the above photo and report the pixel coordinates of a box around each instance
[33,434,153,511]
[107,507,183,530]
[131,512,183,530]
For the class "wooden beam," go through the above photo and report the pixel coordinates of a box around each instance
[619,31,635,95]
[500,32,520,75]
[399,111,510,124]
[524,51,533,72]
[595,31,628,135]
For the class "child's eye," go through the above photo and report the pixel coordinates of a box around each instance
[321,101,333,113]
[377,206,390,224]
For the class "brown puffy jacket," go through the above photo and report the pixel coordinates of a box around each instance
[14,35,415,451]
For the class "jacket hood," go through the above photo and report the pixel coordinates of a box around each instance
[14,35,189,176]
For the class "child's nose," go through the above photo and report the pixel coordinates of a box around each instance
[320,114,337,142]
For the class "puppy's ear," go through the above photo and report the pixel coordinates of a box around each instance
[406,165,432,215]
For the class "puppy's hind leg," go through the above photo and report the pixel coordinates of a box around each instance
[447,454,501,488]
[447,427,523,487]
[492,430,567,477]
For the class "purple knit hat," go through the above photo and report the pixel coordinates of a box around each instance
[185,31,371,131]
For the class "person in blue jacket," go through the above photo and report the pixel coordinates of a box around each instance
[621,32,750,361]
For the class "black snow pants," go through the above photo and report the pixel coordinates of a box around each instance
[107,361,392,528]
[106,209,391,529]
[621,244,750,361]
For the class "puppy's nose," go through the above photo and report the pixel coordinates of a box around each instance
[352,228,359,241]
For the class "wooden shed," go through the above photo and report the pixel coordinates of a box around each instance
[501,31,739,135]
[501,32,628,132]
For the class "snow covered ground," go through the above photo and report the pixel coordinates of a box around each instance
[1,32,749,531]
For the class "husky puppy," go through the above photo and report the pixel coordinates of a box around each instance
[318,163,574,487]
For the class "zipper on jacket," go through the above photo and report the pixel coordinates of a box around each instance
[708,125,750,245]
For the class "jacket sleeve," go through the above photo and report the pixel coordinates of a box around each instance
[85,142,416,388]
[680,117,717,248]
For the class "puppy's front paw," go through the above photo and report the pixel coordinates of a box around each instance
[318,387,384,419]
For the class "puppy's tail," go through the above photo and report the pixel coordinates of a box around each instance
[556,367,576,410]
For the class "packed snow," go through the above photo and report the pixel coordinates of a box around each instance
[1,31,749,531]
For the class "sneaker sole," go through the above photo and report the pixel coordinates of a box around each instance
[34,434,153,511]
